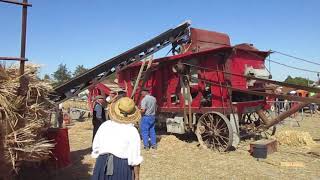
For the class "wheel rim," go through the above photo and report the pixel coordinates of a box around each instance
[196,112,233,152]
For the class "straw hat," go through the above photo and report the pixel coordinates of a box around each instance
[108,97,141,124]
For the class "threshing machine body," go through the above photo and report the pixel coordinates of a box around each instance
[119,28,271,116]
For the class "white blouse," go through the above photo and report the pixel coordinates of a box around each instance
[91,120,143,166]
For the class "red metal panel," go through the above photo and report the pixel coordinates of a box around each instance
[46,128,71,168]
[166,73,180,107]
[198,55,229,108]
[153,68,164,107]
[228,49,266,89]
[88,86,103,112]
[184,28,231,53]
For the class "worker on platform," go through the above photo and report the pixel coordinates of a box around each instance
[92,95,106,142]
[92,97,143,180]
[140,88,157,150]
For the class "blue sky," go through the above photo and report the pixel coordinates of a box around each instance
[1,0,319,81]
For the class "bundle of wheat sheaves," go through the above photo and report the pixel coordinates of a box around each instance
[0,64,55,176]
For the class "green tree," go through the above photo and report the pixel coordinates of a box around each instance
[43,74,51,80]
[52,64,72,86]
[284,76,314,86]
[73,65,88,77]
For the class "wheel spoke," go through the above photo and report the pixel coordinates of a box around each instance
[218,135,229,140]
[201,119,212,130]
[214,136,227,151]
[207,114,217,129]
[219,127,227,132]
[215,136,226,147]
[214,116,221,128]
[217,121,227,129]
[213,136,222,146]
[205,117,213,128]
[202,133,210,138]
[217,135,228,145]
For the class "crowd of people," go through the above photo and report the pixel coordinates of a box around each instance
[91,88,157,180]
[273,88,319,116]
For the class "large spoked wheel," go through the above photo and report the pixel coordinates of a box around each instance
[196,112,233,152]
[241,110,276,138]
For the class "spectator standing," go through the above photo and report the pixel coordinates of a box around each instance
[309,91,316,116]
[92,95,106,142]
[140,88,157,150]
[92,97,143,180]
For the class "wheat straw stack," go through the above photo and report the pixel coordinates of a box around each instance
[0,64,55,176]
[275,130,316,146]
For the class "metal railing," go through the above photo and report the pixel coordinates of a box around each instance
[266,100,318,123]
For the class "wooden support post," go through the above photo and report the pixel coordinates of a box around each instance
[19,0,28,76]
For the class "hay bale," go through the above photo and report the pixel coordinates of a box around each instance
[275,130,316,146]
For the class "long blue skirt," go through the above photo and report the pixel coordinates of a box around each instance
[92,154,133,180]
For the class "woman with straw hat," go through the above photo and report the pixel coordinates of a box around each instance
[91,97,143,180]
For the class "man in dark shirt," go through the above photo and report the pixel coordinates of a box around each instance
[92,95,106,142]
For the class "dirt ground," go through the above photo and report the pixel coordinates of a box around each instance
[52,113,320,180]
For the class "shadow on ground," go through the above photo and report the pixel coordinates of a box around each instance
[52,147,92,180]
[156,125,198,144]
[15,147,92,180]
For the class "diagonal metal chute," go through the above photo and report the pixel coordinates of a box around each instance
[49,21,191,104]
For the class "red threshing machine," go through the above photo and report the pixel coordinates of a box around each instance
[51,21,320,151]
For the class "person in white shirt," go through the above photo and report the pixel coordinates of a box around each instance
[92,97,143,180]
